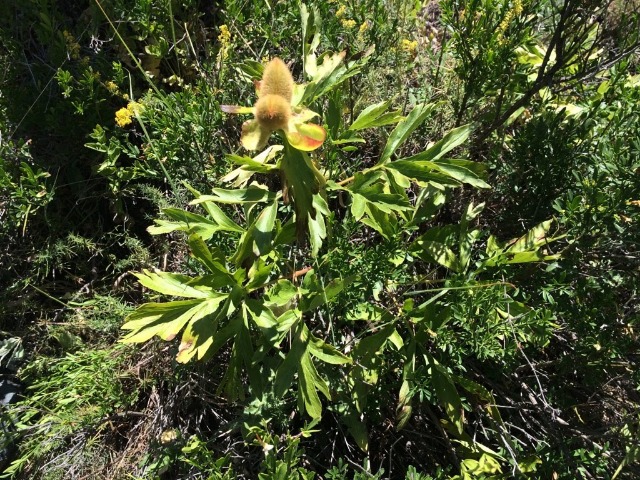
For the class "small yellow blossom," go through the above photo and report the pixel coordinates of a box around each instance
[358,21,369,37]
[127,101,144,116]
[497,0,523,42]
[217,24,231,62]
[513,0,523,17]
[218,24,231,44]
[105,81,119,94]
[336,5,347,17]
[401,39,418,55]
[115,107,132,127]
[115,102,144,128]
[341,18,356,29]
[63,30,81,60]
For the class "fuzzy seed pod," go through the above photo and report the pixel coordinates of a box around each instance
[255,94,291,131]
[260,58,294,102]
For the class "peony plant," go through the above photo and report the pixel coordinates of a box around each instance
[221,58,326,152]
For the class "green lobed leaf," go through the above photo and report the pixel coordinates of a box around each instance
[299,351,324,418]
[190,186,275,205]
[396,379,413,430]
[452,374,503,425]
[298,354,322,418]
[386,159,489,189]
[183,183,245,233]
[300,273,354,312]
[361,203,397,240]
[265,279,298,307]
[147,208,221,239]
[349,101,403,131]
[430,358,464,436]
[399,124,473,163]
[231,201,278,267]
[350,185,411,214]
[308,334,351,365]
[352,324,397,365]
[378,102,437,164]
[187,234,235,284]
[308,194,329,257]
[122,295,227,343]
[301,3,321,79]
[178,307,240,364]
[274,321,308,398]
[134,269,221,298]
[458,203,484,272]
[342,413,369,451]
[411,225,460,271]
[507,219,554,253]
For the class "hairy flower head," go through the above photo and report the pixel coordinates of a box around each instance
[221,57,326,152]
[255,94,291,131]
[259,58,294,102]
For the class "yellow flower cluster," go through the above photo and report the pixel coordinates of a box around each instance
[217,24,231,62]
[497,0,524,42]
[63,30,81,60]
[358,21,369,37]
[341,18,356,29]
[335,4,358,31]
[115,102,144,128]
[105,81,119,94]
[401,39,418,55]
[218,24,231,44]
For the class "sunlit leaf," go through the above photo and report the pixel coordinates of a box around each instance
[309,334,351,364]
[349,101,403,131]
[191,186,275,205]
[399,124,473,163]
[412,225,460,271]
[379,102,437,164]
[134,269,219,298]
[122,294,227,344]
[285,122,326,151]
[147,211,219,239]
[188,234,234,283]
[240,119,271,151]
[430,357,464,436]
[299,351,329,418]
[220,105,255,114]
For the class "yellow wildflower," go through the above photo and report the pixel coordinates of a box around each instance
[336,5,347,17]
[127,101,144,116]
[218,24,231,44]
[341,18,356,29]
[62,30,80,60]
[217,24,231,62]
[115,102,144,128]
[401,39,418,55]
[105,81,119,94]
[513,0,523,17]
[358,21,369,37]
[497,0,523,41]
[115,107,132,128]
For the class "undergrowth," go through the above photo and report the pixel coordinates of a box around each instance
[1,0,639,479]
